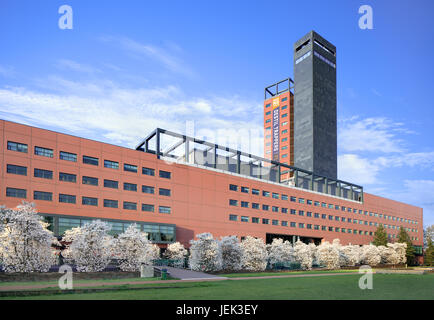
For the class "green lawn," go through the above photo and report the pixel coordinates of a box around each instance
[2,274,433,300]
[221,269,359,278]
[0,277,161,289]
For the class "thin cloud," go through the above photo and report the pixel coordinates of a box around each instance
[56,59,101,74]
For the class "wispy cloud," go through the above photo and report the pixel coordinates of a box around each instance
[55,59,101,74]
[100,36,196,78]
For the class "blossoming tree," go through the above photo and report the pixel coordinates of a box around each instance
[220,235,243,271]
[0,202,56,273]
[189,233,222,272]
[114,224,154,271]
[62,220,114,272]
[165,241,188,267]
[240,236,268,271]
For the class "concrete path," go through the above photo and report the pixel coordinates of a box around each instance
[160,266,228,280]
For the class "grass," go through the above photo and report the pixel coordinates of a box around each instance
[0,277,162,289]
[1,273,433,300]
[220,269,359,278]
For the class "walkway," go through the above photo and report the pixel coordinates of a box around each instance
[159,266,228,280]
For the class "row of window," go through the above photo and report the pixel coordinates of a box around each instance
[6,142,171,178]
[227,214,418,240]
[228,184,418,225]
[6,187,171,213]
[228,200,418,233]
[6,164,171,195]
[264,97,288,110]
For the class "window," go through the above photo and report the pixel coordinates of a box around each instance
[252,189,260,195]
[335,216,340,221]
[282,154,288,158]
[314,213,320,218]
[290,222,296,227]
[104,199,118,208]
[272,193,279,199]
[252,217,259,224]
[314,201,320,206]
[282,129,288,134]
[328,227,333,232]
[142,185,155,194]
[307,224,312,229]
[59,194,76,204]
[159,170,171,179]
[241,186,249,193]
[321,226,327,231]
[299,223,305,228]
[241,201,249,208]
[142,167,155,176]
[34,146,53,158]
[34,191,52,201]
[6,187,26,198]
[123,202,137,210]
[329,215,333,220]
[59,172,77,183]
[281,221,288,227]
[290,196,296,202]
[262,219,269,225]
[104,160,119,169]
[104,179,118,189]
[262,204,269,211]
[290,209,296,215]
[281,137,288,142]
[124,163,137,173]
[7,164,27,176]
[60,151,77,162]
[281,194,288,201]
[335,205,340,210]
[272,206,279,212]
[265,119,271,123]
[7,141,28,153]
[298,198,305,204]
[321,202,327,208]
[265,111,271,115]
[281,97,288,102]
[229,184,238,191]
[229,215,238,221]
[281,121,288,126]
[229,199,238,206]
[299,210,304,216]
[263,191,270,197]
[83,155,99,166]
[142,204,154,212]
[159,188,171,196]
[335,227,340,232]
[281,113,288,118]
[159,206,171,214]
[328,204,333,209]
[34,168,53,179]
[321,214,327,219]
[82,197,98,206]
[252,203,260,209]
[241,216,249,223]
[124,182,137,192]
[314,225,319,230]
[281,208,288,214]
[307,212,312,217]
[272,220,279,226]
[82,176,98,186]
[265,103,271,108]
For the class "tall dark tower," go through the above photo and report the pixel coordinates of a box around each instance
[293,30,337,179]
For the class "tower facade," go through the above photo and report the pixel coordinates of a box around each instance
[263,78,294,181]
[293,31,337,179]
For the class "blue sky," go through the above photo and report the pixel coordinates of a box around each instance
[0,0,433,227]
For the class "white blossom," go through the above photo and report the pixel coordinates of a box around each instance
[0,202,56,273]
[360,244,381,266]
[189,233,222,272]
[220,236,243,271]
[240,236,268,271]
[62,220,114,272]
[114,224,154,271]
[317,241,340,269]
[267,238,294,268]
[293,240,313,270]
[165,242,187,267]
[340,245,361,266]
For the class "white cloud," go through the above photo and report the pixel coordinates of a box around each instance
[56,59,101,74]
[338,154,381,185]
[100,36,196,78]
[0,79,263,154]
[339,117,406,153]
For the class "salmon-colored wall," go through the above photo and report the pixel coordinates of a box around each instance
[0,120,423,248]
